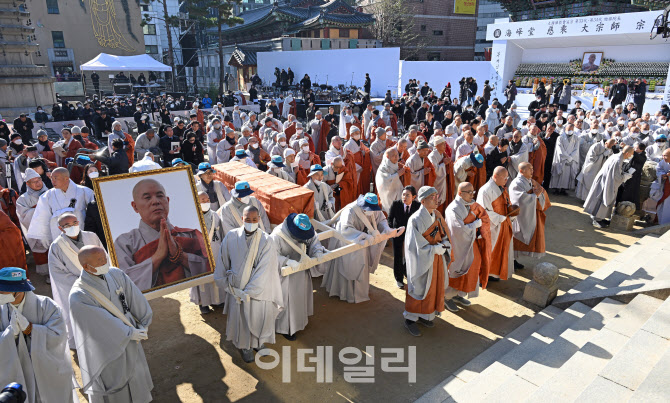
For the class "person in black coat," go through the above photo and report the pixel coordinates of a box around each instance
[84,199,107,249]
[541,123,559,189]
[633,79,647,114]
[387,185,421,289]
[364,73,371,94]
[486,139,509,178]
[181,132,204,166]
[13,114,34,145]
[90,138,129,175]
[617,143,647,210]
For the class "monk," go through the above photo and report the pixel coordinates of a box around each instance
[444,182,491,312]
[324,156,356,211]
[428,136,455,212]
[403,186,450,337]
[0,210,27,271]
[343,126,371,195]
[510,162,551,261]
[476,167,516,281]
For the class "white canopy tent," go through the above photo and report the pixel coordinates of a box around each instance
[80,53,171,72]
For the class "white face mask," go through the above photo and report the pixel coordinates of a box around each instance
[591,129,599,134]
[566,131,574,136]
[214,124,221,129]
[13,139,22,145]
[353,134,360,140]
[274,167,283,173]
[249,143,260,149]
[642,130,649,135]
[280,141,287,147]
[0,293,15,305]
[301,145,310,153]
[297,129,304,135]
[630,113,638,119]
[290,161,299,168]
[607,127,614,132]
[313,179,322,186]
[64,225,80,238]
[267,114,273,118]
[200,202,211,212]
[88,171,99,179]
[556,119,563,125]
[239,196,250,204]
[244,222,258,232]
[91,261,110,275]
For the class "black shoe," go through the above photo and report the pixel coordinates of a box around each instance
[514,260,525,270]
[404,319,422,336]
[396,280,405,289]
[453,296,472,307]
[560,189,568,195]
[417,318,435,328]
[199,305,213,314]
[239,349,254,363]
[282,333,297,341]
[488,276,500,282]
[444,299,459,312]
[552,189,559,195]
[592,219,603,228]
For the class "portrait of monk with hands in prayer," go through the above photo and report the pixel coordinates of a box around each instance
[114,178,211,290]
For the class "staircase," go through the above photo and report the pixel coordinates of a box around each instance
[417,231,670,403]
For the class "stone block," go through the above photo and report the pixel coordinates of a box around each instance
[524,280,558,307]
[611,213,637,231]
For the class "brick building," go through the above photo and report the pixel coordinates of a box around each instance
[359,0,478,61]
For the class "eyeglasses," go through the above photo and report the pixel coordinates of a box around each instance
[61,221,79,229]
[462,190,476,194]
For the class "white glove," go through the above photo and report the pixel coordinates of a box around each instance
[10,310,21,337]
[434,244,448,255]
[130,327,148,341]
[468,219,482,229]
[357,233,371,245]
[285,259,300,269]
[12,307,29,331]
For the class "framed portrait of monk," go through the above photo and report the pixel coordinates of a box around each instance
[581,52,603,73]
[92,166,215,292]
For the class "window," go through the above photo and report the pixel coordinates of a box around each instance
[433,30,443,36]
[141,4,149,11]
[51,31,65,48]
[143,24,156,35]
[46,0,59,14]
[427,52,441,61]
[145,45,158,54]
[420,25,426,31]
[339,29,349,38]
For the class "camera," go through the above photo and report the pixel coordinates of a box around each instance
[332,184,342,196]
[0,383,26,403]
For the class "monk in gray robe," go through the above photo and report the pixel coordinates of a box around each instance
[0,267,75,403]
[322,193,403,303]
[48,212,104,348]
[114,178,210,291]
[195,162,231,212]
[576,139,615,201]
[215,205,283,363]
[271,213,327,340]
[304,164,335,222]
[16,168,50,280]
[191,191,226,314]
[376,148,406,215]
[218,181,271,235]
[549,126,580,194]
[583,146,635,228]
[69,246,153,403]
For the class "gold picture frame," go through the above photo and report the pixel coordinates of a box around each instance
[92,165,215,294]
[581,52,603,73]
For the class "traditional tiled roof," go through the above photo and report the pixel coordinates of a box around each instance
[219,0,374,34]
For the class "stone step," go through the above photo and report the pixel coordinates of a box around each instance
[629,345,670,402]
[485,298,626,402]
[653,264,670,282]
[525,294,664,402]
[577,298,670,399]
[444,302,591,403]
[416,305,564,403]
[618,250,669,287]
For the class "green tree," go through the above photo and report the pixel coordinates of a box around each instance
[142,0,180,90]
[187,0,244,94]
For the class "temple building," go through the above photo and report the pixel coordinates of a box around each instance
[197,0,379,91]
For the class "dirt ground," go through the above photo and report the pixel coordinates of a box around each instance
[26,194,640,402]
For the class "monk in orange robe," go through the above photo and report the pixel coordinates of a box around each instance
[510,162,550,260]
[0,210,27,271]
[444,182,491,312]
[325,156,356,211]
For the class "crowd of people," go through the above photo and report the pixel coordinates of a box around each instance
[2,71,670,401]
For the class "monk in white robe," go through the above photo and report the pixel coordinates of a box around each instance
[305,165,335,222]
[477,167,515,281]
[324,136,348,166]
[271,213,327,340]
[48,212,103,348]
[507,130,529,182]
[114,179,210,291]
[216,128,237,163]
[191,191,226,314]
[215,205,282,363]
[646,135,668,163]
[322,194,403,303]
[195,163,231,211]
[576,139,615,200]
[369,127,389,176]
[510,162,550,259]
[549,126,580,193]
[16,169,50,279]
[69,246,153,403]
[406,141,434,192]
[219,181,271,235]
[0,268,75,403]
[376,148,406,215]
[428,136,454,212]
[444,183,491,312]
[205,119,224,164]
[655,149,670,225]
[403,187,450,337]
[583,146,635,227]
[27,167,94,244]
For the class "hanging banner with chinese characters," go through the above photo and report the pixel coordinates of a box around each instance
[486,10,664,41]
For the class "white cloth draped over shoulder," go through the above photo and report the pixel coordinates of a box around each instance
[376,157,405,215]
[218,196,271,235]
[190,209,226,307]
[16,184,50,275]
[576,141,612,201]
[509,175,545,245]
[583,152,632,220]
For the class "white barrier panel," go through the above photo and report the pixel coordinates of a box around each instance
[398,61,494,100]
[257,48,401,98]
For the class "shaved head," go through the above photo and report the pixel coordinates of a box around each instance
[57,212,77,226]
[519,162,533,179]
[131,178,169,229]
[458,182,475,202]
[51,167,71,191]
[492,166,509,186]
[78,245,108,274]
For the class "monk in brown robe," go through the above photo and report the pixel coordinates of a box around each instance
[510,162,551,260]
[0,210,27,271]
